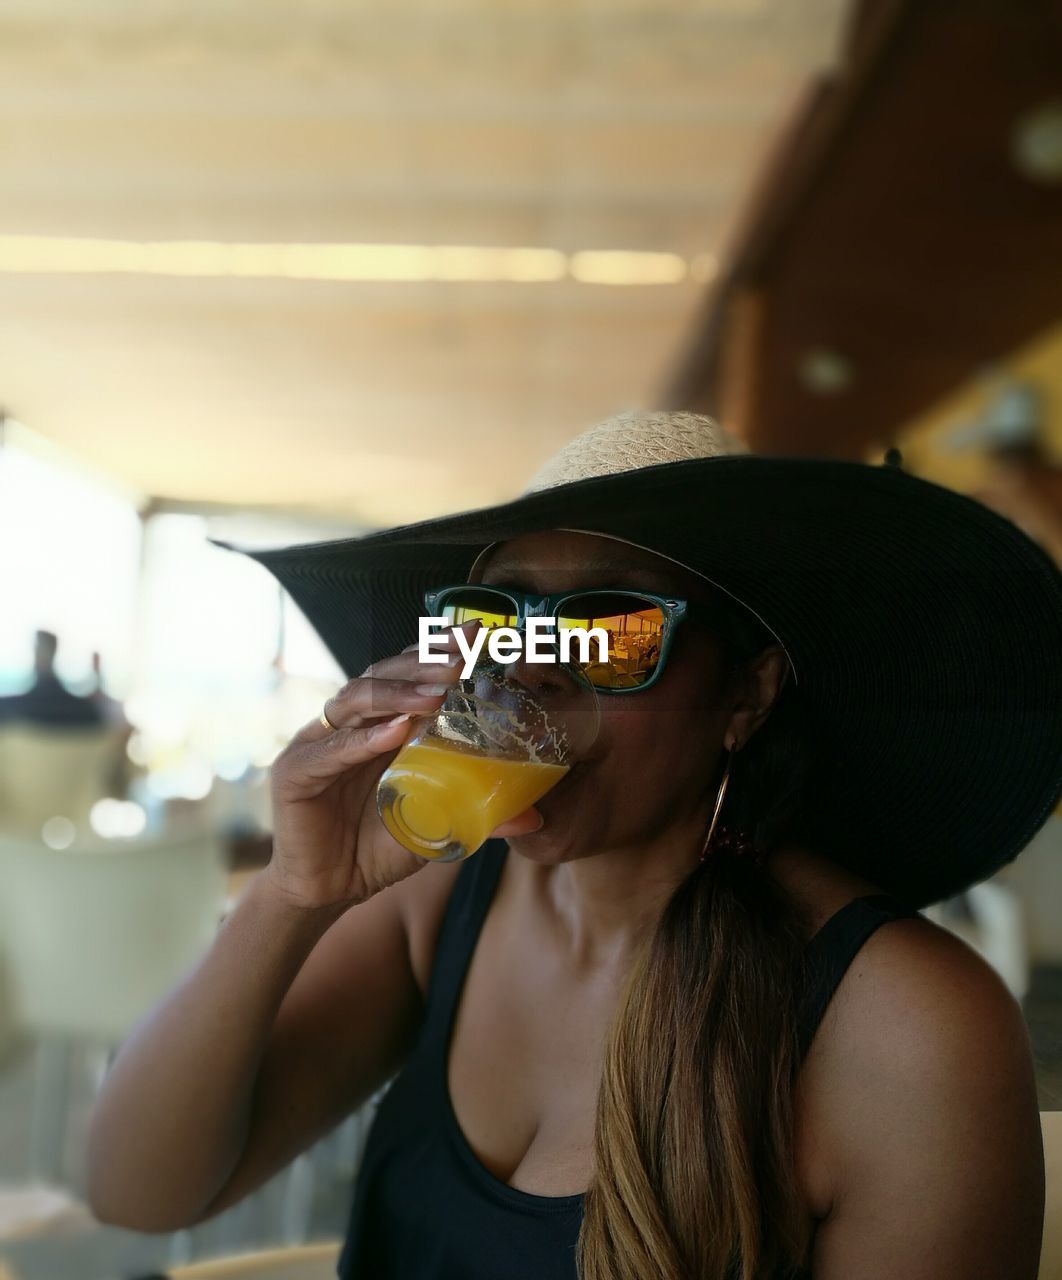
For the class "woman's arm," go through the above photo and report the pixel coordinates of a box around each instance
[86,869,429,1232]
[804,918,1044,1279]
[88,631,473,1232]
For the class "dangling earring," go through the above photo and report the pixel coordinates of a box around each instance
[700,742,736,858]
[698,741,764,867]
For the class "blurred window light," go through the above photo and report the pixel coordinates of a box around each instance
[568,250,688,286]
[0,236,703,287]
[125,730,150,767]
[796,347,855,395]
[144,759,214,802]
[424,245,566,283]
[281,595,344,684]
[0,425,141,694]
[203,512,348,684]
[41,816,76,849]
[1011,100,1062,185]
[89,798,147,840]
[129,512,344,781]
[136,514,280,689]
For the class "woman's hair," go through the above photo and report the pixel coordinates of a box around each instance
[578,596,816,1280]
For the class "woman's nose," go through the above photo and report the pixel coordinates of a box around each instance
[507,649,584,703]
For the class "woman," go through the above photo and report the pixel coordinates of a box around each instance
[88,412,1062,1278]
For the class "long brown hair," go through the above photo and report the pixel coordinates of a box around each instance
[578,601,816,1280]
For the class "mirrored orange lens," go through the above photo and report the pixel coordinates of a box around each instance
[557,594,665,689]
[440,589,518,630]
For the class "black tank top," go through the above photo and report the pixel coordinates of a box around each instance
[337,839,917,1279]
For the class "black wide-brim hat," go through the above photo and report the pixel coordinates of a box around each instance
[219,450,1062,909]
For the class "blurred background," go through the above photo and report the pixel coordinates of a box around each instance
[0,1,1060,1277]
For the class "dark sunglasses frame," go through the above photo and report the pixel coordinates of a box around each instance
[423,584,722,693]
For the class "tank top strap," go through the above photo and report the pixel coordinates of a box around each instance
[798,892,919,1060]
[420,837,509,1038]
[421,848,916,1070]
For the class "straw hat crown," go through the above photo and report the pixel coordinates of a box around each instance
[524,410,748,493]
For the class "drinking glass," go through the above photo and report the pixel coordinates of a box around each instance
[376,655,599,862]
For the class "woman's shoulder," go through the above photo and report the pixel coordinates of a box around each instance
[793,870,1040,1255]
[772,843,1024,1052]
[784,841,1030,1121]
[807,902,1026,1084]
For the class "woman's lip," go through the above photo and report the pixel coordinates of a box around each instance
[491,763,580,838]
[538,761,582,806]
[558,758,590,783]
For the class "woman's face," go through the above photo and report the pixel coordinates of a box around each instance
[473,529,785,864]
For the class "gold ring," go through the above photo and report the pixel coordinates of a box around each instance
[320,708,338,732]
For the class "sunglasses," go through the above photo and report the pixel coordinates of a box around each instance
[423,584,723,693]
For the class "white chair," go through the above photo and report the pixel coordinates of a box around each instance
[0,827,227,1042]
[0,825,366,1261]
[0,828,228,1180]
[0,1181,91,1242]
[0,723,128,834]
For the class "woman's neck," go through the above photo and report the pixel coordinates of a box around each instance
[524,810,712,968]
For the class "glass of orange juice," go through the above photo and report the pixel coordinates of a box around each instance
[376,656,599,861]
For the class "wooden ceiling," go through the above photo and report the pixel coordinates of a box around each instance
[667,0,1062,458]
[0,0,849,526]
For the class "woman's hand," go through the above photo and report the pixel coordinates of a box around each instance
[265,625,477,910]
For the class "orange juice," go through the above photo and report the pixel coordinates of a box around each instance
[377,737,568,861]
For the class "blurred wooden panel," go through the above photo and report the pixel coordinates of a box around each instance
[668,0,1062,458]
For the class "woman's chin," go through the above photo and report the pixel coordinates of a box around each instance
[500,809,585,864]
[503,826,575,865]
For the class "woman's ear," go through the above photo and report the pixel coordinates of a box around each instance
[724,644,790,750]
